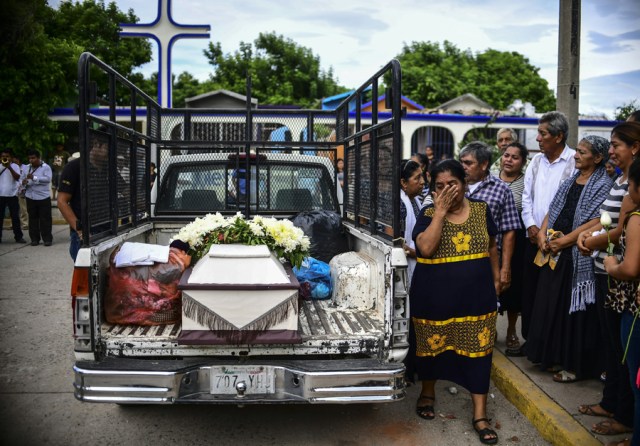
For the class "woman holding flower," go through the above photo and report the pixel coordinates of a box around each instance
[410,160,501,445]
[525,136,613,382]
[603,157,640,446]
[577,122,640,437]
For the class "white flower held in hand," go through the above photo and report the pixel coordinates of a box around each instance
[600,211,615,290]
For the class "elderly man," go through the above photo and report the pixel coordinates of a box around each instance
[510,111,576,356]
[490,128,519,176]
[460,141,521,294]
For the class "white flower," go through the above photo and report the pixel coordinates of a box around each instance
[172,213,309,267]
[600,211,612,228]
[248,222,265,237]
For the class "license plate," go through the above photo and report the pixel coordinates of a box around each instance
[210,366,275,395]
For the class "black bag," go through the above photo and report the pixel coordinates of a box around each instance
[292,210,349,263]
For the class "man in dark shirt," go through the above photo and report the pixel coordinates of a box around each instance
[57,155,82,261]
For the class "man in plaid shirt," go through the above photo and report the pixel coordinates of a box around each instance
[460,141,522,293]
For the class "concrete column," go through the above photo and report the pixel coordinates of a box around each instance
[557,0,581,148]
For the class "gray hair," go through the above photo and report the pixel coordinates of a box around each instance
[581,135,609,165]
[539,111,569,144]
[459,141,493,175]
[497,128,518,143]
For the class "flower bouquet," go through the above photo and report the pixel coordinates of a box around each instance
[170,212,310,268]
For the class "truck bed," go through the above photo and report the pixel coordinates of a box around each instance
[100,298,385,357]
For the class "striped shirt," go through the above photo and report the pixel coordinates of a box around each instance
[594,176,629,274]
[500,173,525,213]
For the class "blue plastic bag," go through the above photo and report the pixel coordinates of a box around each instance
[293,257,332,300]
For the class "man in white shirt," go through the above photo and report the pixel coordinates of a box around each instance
[23,149,53,246]
[0,149,26,243]
[508,111,576,356]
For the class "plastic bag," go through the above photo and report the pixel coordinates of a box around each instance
[292,210,348,263]
[105,246,191,325]
[293,257,332,300]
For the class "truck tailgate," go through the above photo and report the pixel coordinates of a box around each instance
[100,299,385,356]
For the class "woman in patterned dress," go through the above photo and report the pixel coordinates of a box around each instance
[410,159,501,445]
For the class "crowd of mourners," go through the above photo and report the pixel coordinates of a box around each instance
[399,110,640,446]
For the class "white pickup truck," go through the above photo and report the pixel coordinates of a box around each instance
[71,53,409,404]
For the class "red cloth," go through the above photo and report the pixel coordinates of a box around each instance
[105,247,191,325]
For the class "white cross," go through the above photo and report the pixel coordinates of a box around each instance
[119,0,210,108]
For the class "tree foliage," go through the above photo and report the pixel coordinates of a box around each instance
[0,0,80,156]
[396,41,556,112]
[0,0,151,159]
[204,32,348,107]
[46,0,151,80]
[614,100,638,121]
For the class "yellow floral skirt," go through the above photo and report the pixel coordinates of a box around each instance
[409,256,498,394]
[413,311,497,358]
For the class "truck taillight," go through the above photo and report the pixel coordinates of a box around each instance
[71,267,92,352]
[71,267,89,297]
[392,267,410,348]
[390,247,410,350]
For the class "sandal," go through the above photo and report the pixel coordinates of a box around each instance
[506,332,520,350]
[472,417,498,445]
[591,419,633,436]
[605,439,631,446]
[553,370,577,383]
[416,394,435,420]
[578,403,614,418]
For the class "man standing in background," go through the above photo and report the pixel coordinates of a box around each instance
[23,149,53,246]
[0,149,26,244]
[509,111,575,356]
[49,143,70,200]
[13,154,29,230]
[490,128,519,176]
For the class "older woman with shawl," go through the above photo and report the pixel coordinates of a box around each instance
[526,135,613,383]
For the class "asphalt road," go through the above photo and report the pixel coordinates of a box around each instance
[0,224,549,446]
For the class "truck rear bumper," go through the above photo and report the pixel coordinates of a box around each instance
[74,357,405,404]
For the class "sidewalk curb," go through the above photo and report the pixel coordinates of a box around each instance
[491,350,600,446]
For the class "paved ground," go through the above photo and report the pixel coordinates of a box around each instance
[493,312,631,446]
[1,212,634,445]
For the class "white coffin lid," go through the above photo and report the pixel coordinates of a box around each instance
[187,244,291,285]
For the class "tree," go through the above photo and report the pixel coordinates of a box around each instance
[0,0,151,159]
[204,32,348,107]
[614,99,638,121]
[0,0,81,157]
[44,0,152,105]
[172,72,215,108]
[396,41,556,112]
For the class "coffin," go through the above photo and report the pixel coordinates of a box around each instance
[177,244,301,345]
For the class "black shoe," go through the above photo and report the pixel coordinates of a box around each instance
[506,342,526,357]
[44,241,52,246]
[30,241,39,246]
[15,238,27,243]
